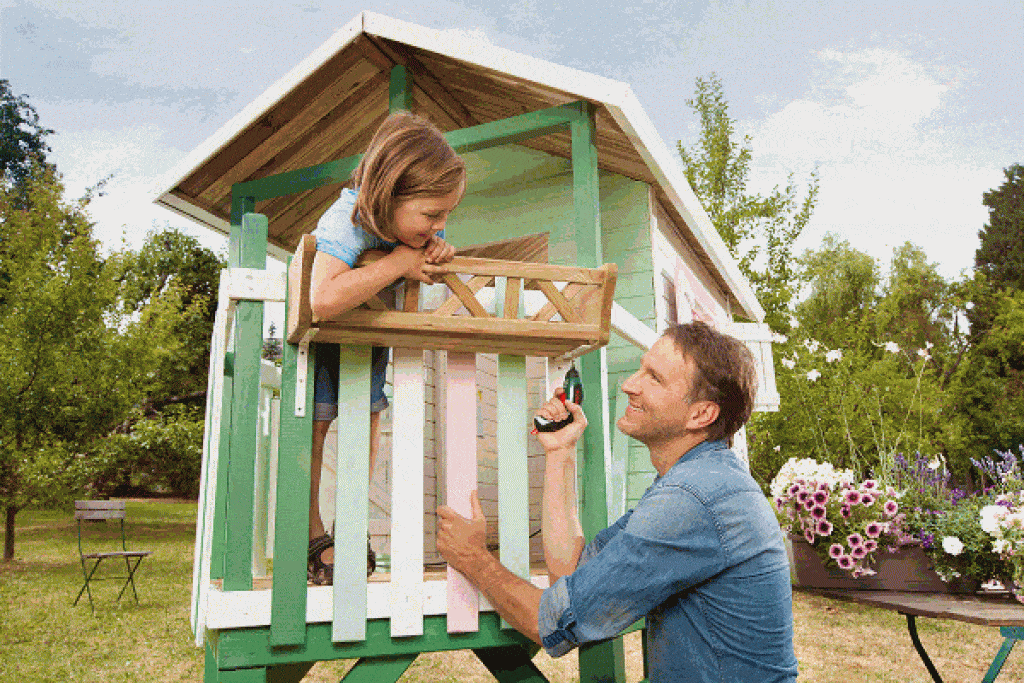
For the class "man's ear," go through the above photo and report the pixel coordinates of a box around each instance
[686,400,720,431]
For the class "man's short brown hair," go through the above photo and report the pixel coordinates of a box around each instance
[662,321,758,442]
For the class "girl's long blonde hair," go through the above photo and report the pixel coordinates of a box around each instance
[351,111,465,242]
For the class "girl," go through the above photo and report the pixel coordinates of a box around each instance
[307,111,464,584]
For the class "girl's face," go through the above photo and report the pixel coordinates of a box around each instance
[390,185,463,247]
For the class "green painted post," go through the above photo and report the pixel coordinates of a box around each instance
[389,65,412,113]
[340,654,419,683]
[270,276,315,647]
[223,209,268,591]
[570,101,627,683]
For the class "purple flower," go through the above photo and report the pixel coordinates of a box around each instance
[840,506,852,519]
[920,533,935,549]
[864,539,878,552]
[797,491,810,503]
[804,499,817,511]
[837,555,854,570]
[813,490,829,505]
[860,492,876,506]
[883,501,899,517]
[829,543,844,558]
[787,484,801,497]
[845,490,862,505]
[863,480,878,490]
[847,533,864,548]
[865,522,882,538]
[817,520,833,536]
[851,545,868,559]
[811,505,827,520]
[804,529,815,544]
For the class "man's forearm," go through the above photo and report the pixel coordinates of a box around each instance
[542,448,585,580]
[458,551,543,644]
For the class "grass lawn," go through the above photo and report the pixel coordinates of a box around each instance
[2,500,1023,682]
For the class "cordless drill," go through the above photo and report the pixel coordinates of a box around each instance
[533,363,584,432]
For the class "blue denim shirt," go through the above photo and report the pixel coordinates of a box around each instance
[538,439,797,683]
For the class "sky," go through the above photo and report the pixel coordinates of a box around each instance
[2,0,1022,283]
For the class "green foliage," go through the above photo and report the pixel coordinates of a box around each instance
[976,163,1024,293]
[87,406,204,499]
[112,227,225,405]
[0,166,182,558]
[0,80,53,191]
[677,73,819,329]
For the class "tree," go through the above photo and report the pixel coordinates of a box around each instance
[677,74,819,330]
[113,227,225,411]
[0,80,53,191]
[976,163,1024,293]
[0,167,180,559]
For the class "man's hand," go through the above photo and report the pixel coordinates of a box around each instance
[437,490,489,574]
[534,394,587,454]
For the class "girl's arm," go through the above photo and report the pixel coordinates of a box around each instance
[311,245,443,320]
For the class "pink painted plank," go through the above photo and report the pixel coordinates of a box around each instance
[445,351,480,633]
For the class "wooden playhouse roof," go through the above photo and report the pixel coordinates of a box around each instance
[151,12,763,321]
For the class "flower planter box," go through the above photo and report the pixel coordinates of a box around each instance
[786,535,975,593]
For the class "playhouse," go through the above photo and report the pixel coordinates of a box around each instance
[153,12,778,683]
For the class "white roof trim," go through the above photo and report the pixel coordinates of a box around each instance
[150,11,763,320]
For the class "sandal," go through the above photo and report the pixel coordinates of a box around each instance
[308,534,334,586]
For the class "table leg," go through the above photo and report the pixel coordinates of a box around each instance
[903,613,944,683]
[981,627,1022,683]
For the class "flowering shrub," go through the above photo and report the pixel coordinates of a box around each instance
[980,490,1024,597]
[772,457,908,577]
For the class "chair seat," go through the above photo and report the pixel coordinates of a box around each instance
[82,551,152,559]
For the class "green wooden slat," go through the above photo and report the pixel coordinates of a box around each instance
[389,65,412,113]
[269,258,315,647]
[474,646,550,682]
[332,344,372,643]
[496,354,529,630]
[219,668,268,683]
[570,100,628,683]
[341,654,418,683]
[232,155,362,202]
[216,614,537,670]
[224,212,267,591]
[205,641,218,683]
[446,103,576,155]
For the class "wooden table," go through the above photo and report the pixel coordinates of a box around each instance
[798,588,1024,683]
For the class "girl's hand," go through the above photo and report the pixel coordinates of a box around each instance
[392,243,447,284]
[424,235,456,265]
[533,394,587,455]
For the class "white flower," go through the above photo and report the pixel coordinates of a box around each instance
[806,369,821,382]
[788,316,800,328]
[980,505,1008,536]
[772,332,788,344]
[941,536,964,556]
[925,341,934,350]
[883,341,900,353]
[825,349,843,363]
[927,455,945,471]
[773,445,781,452]
[781,358,795,370]
[804,339,821,353]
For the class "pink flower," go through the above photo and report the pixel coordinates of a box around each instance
[817,520,833,536]
[813,490,829,505]
[829,543,844,559]
[851,545,867,559]
[797,491,810,503]
[804,529,815,544]
[861,493,876,506]
[841,506,852,519]
[845,490,862,505]
[847,533,864,548]
[811,505,827,520]
[864,539,878,552]
[804,499,816,511]
[865,522,883,538]
[863,480,878,490]
[788,484,801,497]
[884,501,899,517]
[837,555,854,570]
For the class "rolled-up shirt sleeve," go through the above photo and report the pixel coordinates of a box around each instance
[537,485,726,657]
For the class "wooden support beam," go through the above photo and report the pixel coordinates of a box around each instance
[435,274,493,317]
[446,352,480,633]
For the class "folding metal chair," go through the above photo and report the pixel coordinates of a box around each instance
[73,500,152,612]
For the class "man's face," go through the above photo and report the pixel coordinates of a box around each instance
[616,336,699,445]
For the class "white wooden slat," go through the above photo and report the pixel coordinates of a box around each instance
[389,347,426,637]
[332,345,371,643]
[445,351,480,633]
[496,354,529,630]
[608,381,629,522]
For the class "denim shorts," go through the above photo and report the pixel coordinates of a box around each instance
[312,342,390,420]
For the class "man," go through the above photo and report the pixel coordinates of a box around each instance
[437,322,798,682]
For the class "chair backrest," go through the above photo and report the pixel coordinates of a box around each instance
[75,500,127,520]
